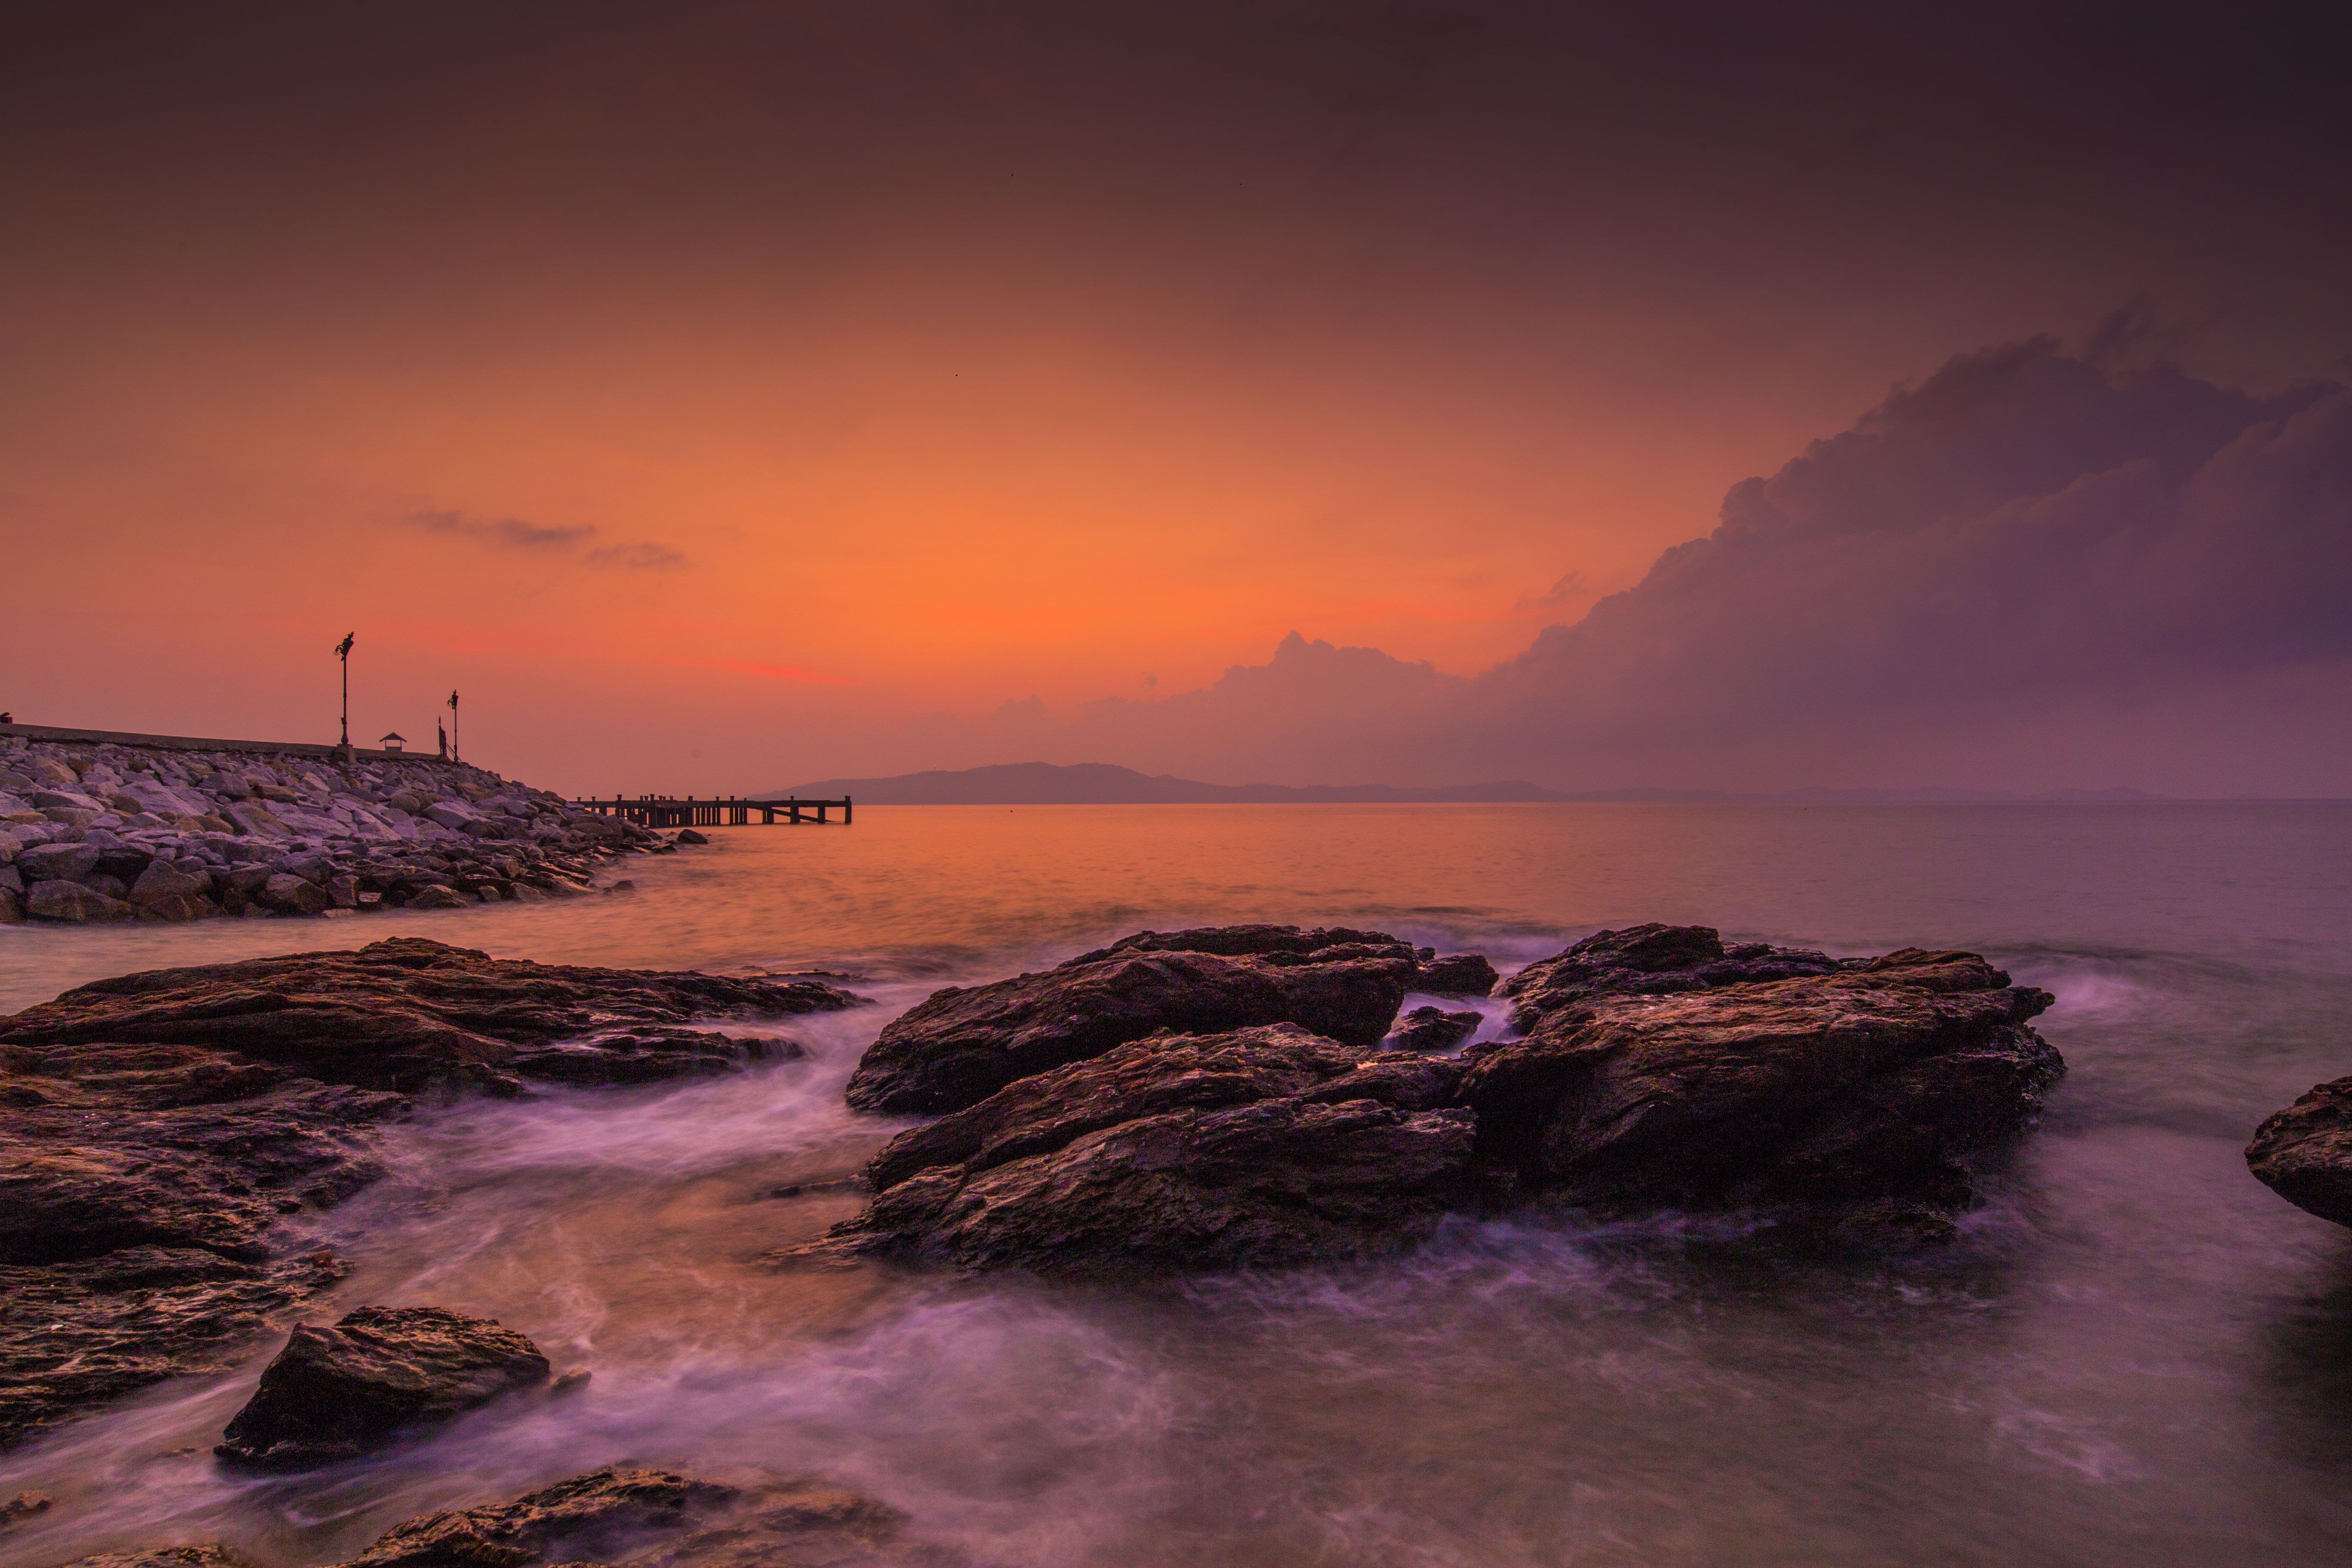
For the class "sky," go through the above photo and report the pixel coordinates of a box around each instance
[4,1,2348,795]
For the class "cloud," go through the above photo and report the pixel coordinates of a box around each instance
[396,509,687,570]
[585,542,687,572]
[977,332,2352,792]
[1512,570,1591,616]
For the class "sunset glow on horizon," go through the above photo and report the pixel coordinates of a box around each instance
[6,2,2348,796]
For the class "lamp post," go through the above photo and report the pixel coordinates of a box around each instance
[334,633,355,747]
[447,689,459,762]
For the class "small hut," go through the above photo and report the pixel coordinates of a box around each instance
[380,732,407,753]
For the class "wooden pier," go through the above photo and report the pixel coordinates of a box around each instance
[575,795,852,827]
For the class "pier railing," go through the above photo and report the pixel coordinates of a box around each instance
[575,794,852,827]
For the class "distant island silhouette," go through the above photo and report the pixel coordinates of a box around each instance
[757,762,2173,806]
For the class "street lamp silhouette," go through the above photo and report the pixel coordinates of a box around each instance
[334,633,355,747]
[447,690,459,762]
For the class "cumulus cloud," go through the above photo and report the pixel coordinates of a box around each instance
[996,332,2352,792]
[396,509,688,570]
[1511,570,1592,616]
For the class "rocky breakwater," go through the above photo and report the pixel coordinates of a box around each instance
[0,937,862,1449]
[0,734,665,925]
[802,922,2063,1274]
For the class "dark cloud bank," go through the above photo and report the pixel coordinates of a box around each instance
[995,335,2352,794]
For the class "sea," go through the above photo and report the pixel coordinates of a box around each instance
[3,802,2349,1566]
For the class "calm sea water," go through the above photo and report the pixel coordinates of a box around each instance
[3,803,2350,1567]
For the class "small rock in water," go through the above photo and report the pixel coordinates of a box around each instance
[675,827,709,845]
[2246,1075,2352,1226]
[1386,1005,1481,1051]
[214,1305,553,1468]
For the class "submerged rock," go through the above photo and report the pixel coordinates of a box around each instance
[2246,1076,2352,1226]
[0,940,863,1450]
[216,1305,551,1468]
[819,925,2064,1274]
[845,923,1499,1115]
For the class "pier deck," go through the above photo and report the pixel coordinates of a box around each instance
[576,795,852,827]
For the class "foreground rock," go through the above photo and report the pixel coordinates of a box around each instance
[2246,1076,2352,1226]
[62,1467,948,1568]
[845,923,1494,1115]
[812,924,2063,1272]
[1458,934,2061,1223]
[216,1306,551,1468]
[0,940,862,1450]
[0,733,670,925]
[1,936,854,1092]
[823,1025,1470,1272]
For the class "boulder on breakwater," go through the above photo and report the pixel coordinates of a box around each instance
[0,939,865,1450]
[0,733,672,925]
[808,923,2063,1272]
[2246,1076,2352,1226]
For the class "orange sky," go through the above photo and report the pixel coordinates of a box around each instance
[6,3,2347,792]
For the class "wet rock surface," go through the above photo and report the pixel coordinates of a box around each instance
[820,925,2063,1273]
[1499,921,1853,1028]
[1386,1006,1482,1052]
[0,734,672,925]
[0,940,864,1450]
[53,1465,948,1568]
[1458,940,2061,1222]
[2246,1075,2352,1226]
[216,1305,551,1468]
[2,936,858,1093]
[845,923,1497,1115]
[817,1025,1474,1273]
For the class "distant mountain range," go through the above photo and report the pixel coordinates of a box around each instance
[757,762,2181,806]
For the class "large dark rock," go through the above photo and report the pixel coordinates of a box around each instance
[1460,945,2061,1217]
[1065,923,1497,994]
[821,925,2064,1274]
[844,948,1415,1115]
[812,1025,1472,1272]
[2247,1076,2352,1226]
[216,1305,551,1468]
[1499,922,1852,1029]
[1,936,862,1093]
[0,940,863,1450]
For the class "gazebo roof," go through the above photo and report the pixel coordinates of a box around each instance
[380,732,406,741]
